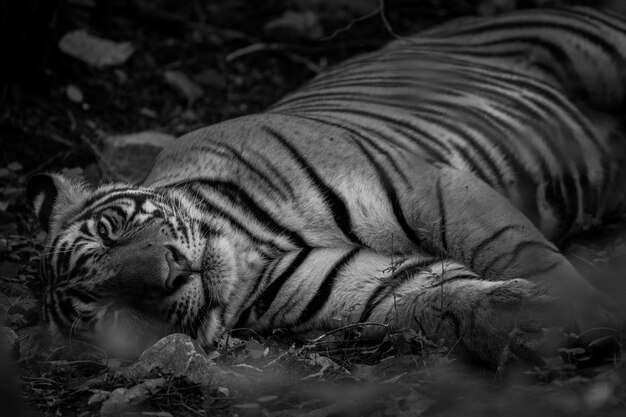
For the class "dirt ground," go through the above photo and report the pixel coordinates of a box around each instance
[1,0,626,416]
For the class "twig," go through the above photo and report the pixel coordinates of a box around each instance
[309,322,389,343]
[226,43,322,72]
[135,4,252,42]
[283,52,323,73]
[226,43,289,61]
[178,400,206,416]
[320,5,382,41]
[379,0,401,40]
[48,133,74,148]
[570,254,601,271]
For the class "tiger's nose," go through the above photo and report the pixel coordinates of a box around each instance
[164,245,192,292]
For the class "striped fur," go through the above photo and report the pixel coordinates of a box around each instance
[29,6,626,364]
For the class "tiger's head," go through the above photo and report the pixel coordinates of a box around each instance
[26,173,248,358]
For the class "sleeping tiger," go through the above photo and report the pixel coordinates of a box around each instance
[27,6,625,365]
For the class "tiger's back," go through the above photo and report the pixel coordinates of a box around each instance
[146,7,626,246]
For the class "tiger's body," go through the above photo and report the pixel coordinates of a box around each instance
[28,6,626,364]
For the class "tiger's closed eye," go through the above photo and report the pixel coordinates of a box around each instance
[97,219,108,239]
[96,217,115,246]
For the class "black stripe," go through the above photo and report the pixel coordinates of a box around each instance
[189,142,294,200]
[77,189,153,219]
[444,17,626,95]
[223,255,273,327]
[178,220,191,244]
[300,114,413,186]
[232,257,278,329]
[435,178,448,253]
[479,239,555,277]
[56,241,71,279]
[179,186,277,248]
[302,107,450,158]
[359,257,442,322]
[352,140,421,246]
[297,248,361,324]
[198,220,220,239]
[67,246,90,277]
[75,192,152,223]
[57,295,77,324]
[469,225,524,270]
[262,125,365,246]
[233,306,252,329]
[419,109,504,189]
[43,235,62,282]
[107,205,128,221]
[253,248,312,319]
[249,256,281,301]
[187,179,307,247]
[65,288,96,304]
[47,294,67,329]
[447,142,493,187]
[79,222,91,237]
[391,258,442,284]
[359,284,387,323]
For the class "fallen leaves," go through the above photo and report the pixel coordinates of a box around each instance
[98,377,166,416]
[59,30,135,68]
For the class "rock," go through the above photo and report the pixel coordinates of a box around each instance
[100,131,175,183]
[119,334,250,387]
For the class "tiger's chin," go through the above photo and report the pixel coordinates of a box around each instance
[93,303,174,360]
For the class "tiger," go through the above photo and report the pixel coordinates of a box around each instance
[26,6,626,366]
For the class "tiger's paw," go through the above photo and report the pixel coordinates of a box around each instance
[458,278,567,366]
[461,279,621,368]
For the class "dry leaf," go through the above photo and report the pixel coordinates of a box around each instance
[66,85,84,103]
[163,70,204,103]
[6,162,22,171]
[264,10,324,40]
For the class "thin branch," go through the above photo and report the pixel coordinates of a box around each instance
[309,322,389,343]
[320,5,383,41]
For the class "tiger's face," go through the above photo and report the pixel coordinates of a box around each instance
[27,174,239,358]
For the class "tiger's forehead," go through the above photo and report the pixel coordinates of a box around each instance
[71,187,165,223]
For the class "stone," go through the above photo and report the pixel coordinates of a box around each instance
[100,131,175,184]
[119,333,251,387]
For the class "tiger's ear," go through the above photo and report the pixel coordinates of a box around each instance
[26,173,88,233]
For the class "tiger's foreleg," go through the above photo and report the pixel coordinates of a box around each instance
[236,248,558,365]
[389,164,617,333]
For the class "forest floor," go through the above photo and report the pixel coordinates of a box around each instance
[1,0,626,416]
